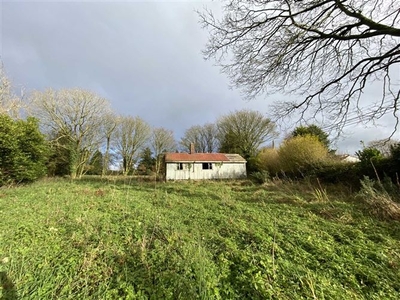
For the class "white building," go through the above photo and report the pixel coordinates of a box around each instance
[164,152,247,180]
[339,154,361,163]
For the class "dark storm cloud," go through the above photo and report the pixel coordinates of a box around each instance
[1,0,398,153]
[2,1,241,132]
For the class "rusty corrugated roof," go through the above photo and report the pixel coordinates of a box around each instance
[165,153,242,162]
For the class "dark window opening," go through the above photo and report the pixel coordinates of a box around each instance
[177,163,184,170]
[202,163,212,170]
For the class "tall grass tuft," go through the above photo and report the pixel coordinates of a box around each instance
[357,176,400,220]
[312,178,329,202]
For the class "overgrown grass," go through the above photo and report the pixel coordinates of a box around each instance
[1,177,400,299]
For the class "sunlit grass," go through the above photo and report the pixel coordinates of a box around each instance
[1,177,399,299]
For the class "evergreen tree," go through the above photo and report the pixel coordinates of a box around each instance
[137,147,155,174]
[292,125,331,150]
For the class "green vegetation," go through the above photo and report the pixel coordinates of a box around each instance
[0,115,48,185]
[1,178,400,299]
[256,147,280,175]
[292,125,331,150]
[255,135,329,178]
[278,135,329,174]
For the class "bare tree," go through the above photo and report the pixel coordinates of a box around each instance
[199,0,400,134]
[114,116,151,175]
[101,112,118,176]
[31,88,112,178]
[180,125,204,153]
[201,123,220,153]
[0,64,23,118]
[368,138,400,157]
[180,123,219,153]
[217,109,278,158]
[151,127,177,176]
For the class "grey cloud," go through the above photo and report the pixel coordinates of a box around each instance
[1,1,398,150]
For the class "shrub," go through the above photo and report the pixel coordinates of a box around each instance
[389,143,400,163]
[311,162,361,187]
[278,135,329,175]
[246,155,260,174]
[86,150,103,175]
[250,170,271,184]
[356,147,383,166]
[0,115,48,185]
[256,147,280,175]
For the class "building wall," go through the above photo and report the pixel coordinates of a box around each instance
[165,162,246,180]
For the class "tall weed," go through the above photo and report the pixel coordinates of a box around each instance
[357,176,400,220]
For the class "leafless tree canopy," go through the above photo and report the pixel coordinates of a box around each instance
[217,109,278,157]
[114,116,151,175]
[367,138,400,156]
[151,127,177,176]
[101,113,119,176]
[0,64,24,118]
[180,123,220,153]
[151,127,177,157]
[31,88,112,178]
[199,0,400,133]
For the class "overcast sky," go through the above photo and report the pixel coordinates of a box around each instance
[1,0,398,154]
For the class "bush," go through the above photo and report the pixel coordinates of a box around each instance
[311,161,360,187]
[250,170,271,184]
[357,176,400,220]
[86,150,103,175]
[278,135,329,175]
[256,147,280,175]
[0,115,48,185]
[245,155,260,174]
[390,143,400,160]
[356,147,383,169]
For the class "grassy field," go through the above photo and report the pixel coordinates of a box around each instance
[1,177,400,299]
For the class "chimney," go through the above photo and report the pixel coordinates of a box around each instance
[190,143,195,154]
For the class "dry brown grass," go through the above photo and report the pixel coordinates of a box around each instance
[357,177,400,220]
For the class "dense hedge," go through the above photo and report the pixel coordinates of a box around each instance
[304,156,400,190]
[255,150,400,190]
[0,115,49,185]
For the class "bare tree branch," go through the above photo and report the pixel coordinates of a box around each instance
[0,63,24,118]
[199,0,400,134]
[180,123,220,153]
[114,116,151,175]
[151,127,177,176]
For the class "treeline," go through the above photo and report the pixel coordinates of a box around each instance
[1,65,399,188]
[0,66,278,184]
[255,127,400,198]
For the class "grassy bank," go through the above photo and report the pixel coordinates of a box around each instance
[1,177,399,299]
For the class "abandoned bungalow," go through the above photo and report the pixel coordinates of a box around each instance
[164,152,247,181]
